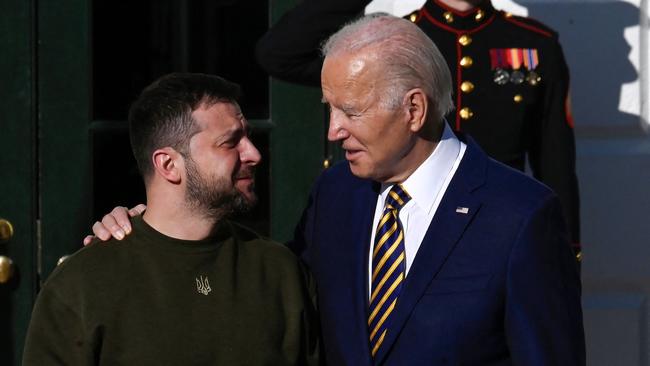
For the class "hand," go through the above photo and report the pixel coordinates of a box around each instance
[82,204,146,246]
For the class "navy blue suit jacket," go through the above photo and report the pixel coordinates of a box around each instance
[290,138,584,365]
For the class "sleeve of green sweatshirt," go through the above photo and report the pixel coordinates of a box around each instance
[22,286,94,366]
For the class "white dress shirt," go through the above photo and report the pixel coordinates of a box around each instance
[368,123,466,299]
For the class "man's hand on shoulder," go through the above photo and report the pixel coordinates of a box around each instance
[82,204,146,246]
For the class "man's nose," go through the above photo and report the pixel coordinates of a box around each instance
[240,137,261,165]
[327,114,350,142]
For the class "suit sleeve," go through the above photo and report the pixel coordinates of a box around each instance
[22,286,93,366]
[505,195,585,366]
[255,0,370,86]
[287,169,325,268]
[300,262,325,366]
[527,38,581,248]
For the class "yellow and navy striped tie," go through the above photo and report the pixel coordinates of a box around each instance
[368,184,411,357]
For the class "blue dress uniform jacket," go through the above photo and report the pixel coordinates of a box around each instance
[289,138,585,365]
[256,0,581,252]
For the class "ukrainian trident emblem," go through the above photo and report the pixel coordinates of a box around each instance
[196,275,211,295]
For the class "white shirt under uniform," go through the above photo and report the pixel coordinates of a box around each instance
[368,123,467,299]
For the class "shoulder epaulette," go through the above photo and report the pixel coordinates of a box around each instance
[501,11,558,39]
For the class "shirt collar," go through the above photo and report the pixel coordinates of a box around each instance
[380,122,461,215]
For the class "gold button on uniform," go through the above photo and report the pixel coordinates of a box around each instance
[458,35,472,46]
[443,12,454,23]
[475,9,485,21]
[514,94,523,103]
[409,12,418,23]
[460,56,473,68]
[459,107,474,120]
[461,81,475,93]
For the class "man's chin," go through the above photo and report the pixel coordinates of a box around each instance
[233,189,257,213]
[348,162,373,179]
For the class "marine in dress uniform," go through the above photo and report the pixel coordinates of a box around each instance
[409,0,580,256]
[256,0,581,259]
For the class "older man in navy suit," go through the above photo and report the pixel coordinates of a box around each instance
[291,14,584,365]
[90,14,584,366]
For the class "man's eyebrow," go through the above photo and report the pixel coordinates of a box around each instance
[217,126,244,142]
[340,103,357,113]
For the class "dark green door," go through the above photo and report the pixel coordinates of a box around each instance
[1,1,92,364]
[0,2,38,364]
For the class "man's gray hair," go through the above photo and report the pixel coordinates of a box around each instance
[322,13,454,120]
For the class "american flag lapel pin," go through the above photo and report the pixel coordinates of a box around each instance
[456,206,469,214]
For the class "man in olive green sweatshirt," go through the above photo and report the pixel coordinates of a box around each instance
[23,73,320,366]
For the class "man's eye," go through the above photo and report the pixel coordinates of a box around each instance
[222,139,239,148]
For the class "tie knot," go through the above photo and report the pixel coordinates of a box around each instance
[385,184,411,211]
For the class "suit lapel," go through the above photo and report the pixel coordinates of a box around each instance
[373,140,487,365]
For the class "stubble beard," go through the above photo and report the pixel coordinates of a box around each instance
[184,157,257,221]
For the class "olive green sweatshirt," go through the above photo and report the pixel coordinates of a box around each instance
[23,216,320,366]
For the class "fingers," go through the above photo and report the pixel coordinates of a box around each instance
[128,204,146,217]
[92,219,116,241]
[88,204,141,244]
[104,206,131,239]
[83,235,95,246]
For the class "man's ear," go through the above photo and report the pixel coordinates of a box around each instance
[151,147,183,184]
[403,88,429,133]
